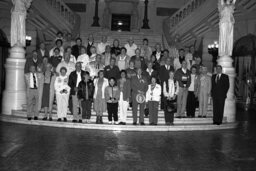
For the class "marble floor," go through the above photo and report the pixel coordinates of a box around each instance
[0,108,256,171]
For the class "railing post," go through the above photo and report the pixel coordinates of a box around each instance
[91,0,100,27]
[141,0,150,29]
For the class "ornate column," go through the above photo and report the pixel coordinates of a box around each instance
[91,0,100,27]
[102,0,111,30]
[141,0,150,29]
[2,0,32,115]
[217,0,236,122]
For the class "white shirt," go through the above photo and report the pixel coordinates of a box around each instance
[146,84,162,102]
[97,42,109,54]
[163,79,179,98]
[156,51,161,61]
[54,75,70,94]
[182,68,187,74]
[40,49,45,57]
[62,54,76,63]
[146,68,154,76]
[77,54,89,70]
[188,74,196,91]
[75,72,81,87]
[124,43,137,57]
[29,72,38,88]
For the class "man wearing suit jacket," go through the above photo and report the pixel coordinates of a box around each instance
[211,65,229,125]
[158,57,174,109]
[68,62,85,123]
[131,68,148,125]
[37,42,49,60]
[24,50,43,74]
[143,61,158,83]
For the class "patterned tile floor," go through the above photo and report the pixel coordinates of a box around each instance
[0,108,256,171]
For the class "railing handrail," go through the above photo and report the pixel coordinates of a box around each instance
[166,0,207,29]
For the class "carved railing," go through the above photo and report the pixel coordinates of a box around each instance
[45,0,81,37]
[168,0,207,30]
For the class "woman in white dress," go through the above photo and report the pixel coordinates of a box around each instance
[54,67,70,122]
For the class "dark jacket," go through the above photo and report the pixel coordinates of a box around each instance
[71,44,82,59]
[104,65,120,80]
[117,79,131,101]
[77,80,94,101]
[111,47,121,56]
[68,70,86,95]
[24,57,43,74]
[158,65,174,84]
[152,50,163,62]
[49,55,62,68]
[211,73,229,99]
[143,69,158,84]
[130,56,147,71]
[174,68,191,88]
[87,42,94,56]
[37,49,49,60]
[131,75,148,97]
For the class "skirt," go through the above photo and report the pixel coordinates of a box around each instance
[41,83,50,108]
[93,98,106,113]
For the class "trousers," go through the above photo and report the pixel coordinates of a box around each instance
[199,90,209,117]
[56,93,69,118]
[107,103,118,121]
[72,95,81,120]
[119,92,129,123]
[177,87,188,117]
[186,91,196,117]
[81,100,92,119]
[213,98,225,124]
[132,94,145,123]
[27,88,39,118]
[148,101,159,124]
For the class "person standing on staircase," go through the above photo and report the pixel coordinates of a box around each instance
[125,37,137,57]
[86,34,95,56]
[93,70,109,124]
[71,37,83,60]
[97,35,109,54]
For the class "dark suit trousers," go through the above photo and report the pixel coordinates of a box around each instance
[213,98,225,124]
[107,103,118,121]
[81,100,92,119]
[132,97,145,123]
[164,99,175,123]
[186,91,196,117]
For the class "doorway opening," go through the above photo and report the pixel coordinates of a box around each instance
[111,14,131,32]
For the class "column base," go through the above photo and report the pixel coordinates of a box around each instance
[2,46,27,115]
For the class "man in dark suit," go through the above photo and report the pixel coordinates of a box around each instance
[211,65,229,125]
[24,50,43,74]
[143,61,158,83]
[37,42,49,60]
[71,37,83,59]
[131,68,148,125]
[68,62,85,123]
[158,57,174,109]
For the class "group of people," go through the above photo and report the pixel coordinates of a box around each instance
[24,31,230,126]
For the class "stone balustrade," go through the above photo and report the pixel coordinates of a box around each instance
[46,0,77,25]
[168,0,207,29]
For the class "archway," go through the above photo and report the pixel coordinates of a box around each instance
[0,29,10,112]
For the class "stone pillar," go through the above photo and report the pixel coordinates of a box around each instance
[217,0,236,122]
[141,0,150,29]
[102,0,111,30]
[91,0,100,27]
[2,0,32,115]
[131,1,139,32]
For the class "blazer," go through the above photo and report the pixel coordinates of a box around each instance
[117,79,131,101]
[131,75,148,96]
[68,70,86,95]
[105,86,120,103]
[158,65,174,84]
[104,65,120,80]
[93,78,109,99]
[146,84,162,102]
[37,49,49,60]
[211,73,229,99]
[143,68,158,83]
[24,57,43,74]
[24,72,39,89]
[174,68,191,88]
[77,80,94,101]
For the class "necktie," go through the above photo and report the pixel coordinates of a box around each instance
[216,75,219,83]
[85,82,88,100]
[33,73,37,88]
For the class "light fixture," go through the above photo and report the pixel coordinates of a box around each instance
[117,21,123,26]
[208,41,219,71]
[26,35,32,46]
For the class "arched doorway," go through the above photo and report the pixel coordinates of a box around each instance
[0,29,10,112]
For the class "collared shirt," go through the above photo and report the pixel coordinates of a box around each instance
[165,65,170,70]
[97,42,109,54]
[77,54,90,70]
[40,49,45,57]
[147,68,154,76]
[30,72,38,88]
[124,43,137,57]
[182,68,187,74]
[188,74,196,91]
[76,71,81,87]
[156,51,161,61]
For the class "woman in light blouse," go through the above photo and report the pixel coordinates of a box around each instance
[163,70,179,125]
[146,76,162,125]
[54,67,70,122]
[116,47,130,70]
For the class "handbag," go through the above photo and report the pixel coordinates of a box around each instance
[166,99,177,113]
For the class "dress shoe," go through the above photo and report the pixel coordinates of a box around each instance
[150,123,154,125]
[154,123,157,125]
[176,116,182,119]
[133,122,137,125]
[166,122,170,126]
[119,122,123,125]
[42,117,47,121]
[99,116,103,124]
[140,122,145,125]
[203,116,206,118]
[170,122,174,126]
[79,119,82,123]
[57,118,62,121]
[72,120,77,123]
[123,122,126,125]
[34,117,38,120]
[49,117,53,121]
[63,118,67,122]
[198,115,202,118]
[27,117,32,120]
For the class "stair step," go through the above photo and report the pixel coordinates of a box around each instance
[12,109,219,124]
[0,114,237,132]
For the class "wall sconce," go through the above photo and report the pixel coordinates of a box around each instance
[26,35,32,46]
